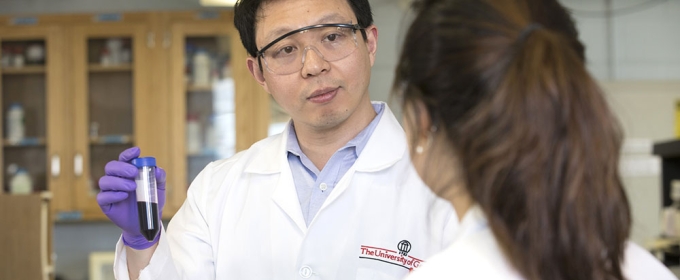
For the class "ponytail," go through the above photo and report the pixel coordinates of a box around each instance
[460,23,630,280]
[396,1,631,279]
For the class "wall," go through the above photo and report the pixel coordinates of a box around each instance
[601,81,680,247]
[54,221,170,280]
[367,0,412,119]
[53,223,122,280]
[562,0,680,80]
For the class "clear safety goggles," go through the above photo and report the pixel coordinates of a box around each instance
[256,23,363,75]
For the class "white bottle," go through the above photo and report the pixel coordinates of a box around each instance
[661,180,680,237]
[12,53,24,68]
[6,103,25,144]
[186,114,202,155]
[205,115,217,154]
[193,50,211,87]
[107,38,123,65]
[10,168,32,195]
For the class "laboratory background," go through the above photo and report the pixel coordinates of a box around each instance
[0,0,679,279]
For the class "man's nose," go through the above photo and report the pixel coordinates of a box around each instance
[300,46,330,77]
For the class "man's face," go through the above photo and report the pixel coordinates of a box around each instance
[247,0,378,131]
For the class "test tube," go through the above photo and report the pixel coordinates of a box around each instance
[131,157,160,241]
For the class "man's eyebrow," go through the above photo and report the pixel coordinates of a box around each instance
[263,13,350,44]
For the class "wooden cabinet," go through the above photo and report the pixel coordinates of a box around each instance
[0,193,54,280]
[161,11,269,216]
[71,22,155,220]
[0,11,271,221]
[0,24,69,209]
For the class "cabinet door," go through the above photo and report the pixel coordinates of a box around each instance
[165,16,270,215]
[0,27,69,209]
[72,24,151,220]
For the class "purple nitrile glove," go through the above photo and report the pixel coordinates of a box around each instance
[97,146,166,250]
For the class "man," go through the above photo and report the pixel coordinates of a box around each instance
[97,0,458,279]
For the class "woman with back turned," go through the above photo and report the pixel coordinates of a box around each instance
[396,0,677,279]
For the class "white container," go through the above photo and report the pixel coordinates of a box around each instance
[205,115,217,153]
[10,168,32,194]
[6,103,25,144]
[25,44,45,64]
[186,114,202,154]
[192,50,211,87]
[1,49,12,67]
[12,53,24,67]
[107,38,123,65]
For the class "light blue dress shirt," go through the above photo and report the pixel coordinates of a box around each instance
[287,103,385,226]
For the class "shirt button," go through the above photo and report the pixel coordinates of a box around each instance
[319,183,328,191]
[299,266,313,278]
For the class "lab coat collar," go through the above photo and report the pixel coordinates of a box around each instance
[243,102,406,174]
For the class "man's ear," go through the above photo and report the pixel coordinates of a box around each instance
[364,25,379,67]
[246,57,270,93]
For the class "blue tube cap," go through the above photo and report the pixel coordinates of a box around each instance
[131,157,156,167]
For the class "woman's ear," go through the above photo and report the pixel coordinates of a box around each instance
[413,99,432,140]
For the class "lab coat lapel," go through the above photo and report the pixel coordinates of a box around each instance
[321,104,406,209]
[353,104,406,172]
[272,162,308,233]
[244,125,308,233]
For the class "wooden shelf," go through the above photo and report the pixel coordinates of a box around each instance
[88,64,133,72]
[1,66,46,75]
[187,85,213,93]
[3,137,47,147]
[89,135,134,145]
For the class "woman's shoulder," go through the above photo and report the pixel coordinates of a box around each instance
[623,242,677,280]
[407,225,524,280]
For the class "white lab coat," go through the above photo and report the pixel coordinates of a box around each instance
[406,205,678,280]
[113,103,459,280]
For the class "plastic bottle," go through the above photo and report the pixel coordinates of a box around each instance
[12,47,24,67]
[10,168,32,194]
[131,157,160,241]
[107,38,123,65]
[205,115,217,154]
[7,102,25,144]
[192,49,211,87]
[662,180,680,237]
[186,114,202,154]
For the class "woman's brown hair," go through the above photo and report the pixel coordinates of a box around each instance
[395,0,631,279]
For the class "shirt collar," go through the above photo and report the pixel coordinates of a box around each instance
[244,102,404,174]
[286,103,385,158]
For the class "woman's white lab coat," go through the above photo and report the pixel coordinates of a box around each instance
[113,103,459,280]
[406,205,678,280]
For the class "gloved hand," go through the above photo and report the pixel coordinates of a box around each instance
[97,146,166,250]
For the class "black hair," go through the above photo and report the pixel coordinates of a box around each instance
[234,0,373,58]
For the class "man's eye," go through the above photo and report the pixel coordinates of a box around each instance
[274,46,296,57]
[280,46,294,54]
[326,34,338,41]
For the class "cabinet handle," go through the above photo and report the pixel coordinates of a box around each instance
[51,155,60,178]
[147,32,155,48]
[74,154,83,177]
